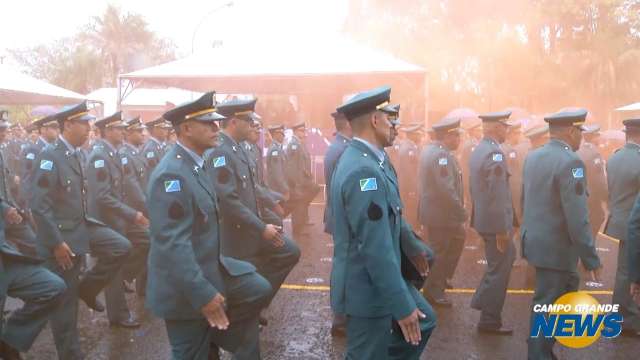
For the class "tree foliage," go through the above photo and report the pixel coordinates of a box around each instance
[344,0,640,125]
[9,4,176,94]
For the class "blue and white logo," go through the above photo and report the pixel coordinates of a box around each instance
[26,153,35,160]
[121,157,128,165]
[94,159,105,169]
[572,168,584,179]
[164,180,181,193]
[213,156,226,168]
[359,178,378,192]
[492,153,503,162]
[146,151,155,158]
[438,158,448,166]
[39,159,53,171]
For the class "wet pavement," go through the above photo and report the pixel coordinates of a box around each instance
[8,204,640,359]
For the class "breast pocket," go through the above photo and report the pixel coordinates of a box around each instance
[193,196,215,236]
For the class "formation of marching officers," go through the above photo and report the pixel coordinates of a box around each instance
[2,84,640,360]
[0,94,318,360]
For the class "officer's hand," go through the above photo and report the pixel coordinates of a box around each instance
[398,309,426,346]
[630,283,640,306]
[496,232,510,253]
[272,203,285,218]
[54,242,75,270]
[410,253,430,278]
[134,212,150,227]
[262,224,284,247]
[4,207,22,225]
[201,294,229,330]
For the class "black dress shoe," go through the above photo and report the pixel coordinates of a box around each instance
[0,340,23,360]
[477,325,514,335]
[110,317,141,329]
[78,294,105,312]
[259,315,269,327]
[331,324,346,337]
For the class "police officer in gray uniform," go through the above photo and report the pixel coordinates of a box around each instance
[331,86,436,359]
[87,112,150,329]
[206,98,300,313]
[146,92,271,360]
[469,110,516,335]
[521,109,602,359]
[142,117,172,172]
[396,123,423,229]
[20,114,59,208]
[120,117,151,295]
[1,197,66,360]
[323,111,352,236]
[30,102,132,359]
[0,117,38,258]
[604,118,640,337]
[419,117,467,307]
[577,123,608,238]
[265,125,290,202]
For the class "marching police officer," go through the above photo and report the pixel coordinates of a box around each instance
[502,119,528,227]
[577,124,608,238]
[604,118,640,336]
[142,117,172,172]
[323,111,352,236]
[330,86,436,359]
[396,122,423,229]
[469,110,516,335]
[0,117,38,258]
[322,110,353,336]
[521,109,602,359]
[20,114,60,207]
[265,125,290,201]
[87,112,150,329]
[30,102,132,359]
[120,117,152,295]
[286,122,321,236]
[1,197,67,359]
[419,117,467,307]
[206,98,300,316]
[459,118,482,211]
[145,91,271,360]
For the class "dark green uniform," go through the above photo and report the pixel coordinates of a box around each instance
[30,103,131,359]
[265,140,289,197]
[521,110,601,359]
[331,138,436,359]
[469,131,516,329]
[0,198,66,354]
[605,140,640,332]
[285,134,320,234]
[577,140,608,237]
[87,135,149,326]
[418,140,466,301]
[396,137,421,228]
[207,129,300,304]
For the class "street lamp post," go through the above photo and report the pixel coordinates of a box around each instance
[191,1,234,54]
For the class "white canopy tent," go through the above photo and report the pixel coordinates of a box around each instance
[0,64,87,105]
[615,102,640,112]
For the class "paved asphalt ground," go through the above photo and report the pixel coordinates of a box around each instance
[6,204,639,359]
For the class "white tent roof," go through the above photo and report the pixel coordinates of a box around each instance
[0,64,87,105]
[616,102,640,111]
[121,37,424,80]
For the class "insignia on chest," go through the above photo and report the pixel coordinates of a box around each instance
[146,151,155,158]
[40,160,53,171]
[492,153,503,162]
[291,145,298,150]
[271,151,278,156]
[572,168,584,179]
[164,180,181,193]
[94,159,105,168]
[26,153,35,160]
[359,177,378,192]
[213,156,226,168]
[438,157,448,166]
[121,157,128,165]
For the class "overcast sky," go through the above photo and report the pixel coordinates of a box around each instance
[0,0,349,58]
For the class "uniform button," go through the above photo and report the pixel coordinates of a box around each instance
[58,224,62,229]
[236,225,240,229]
[363,153,368,157]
